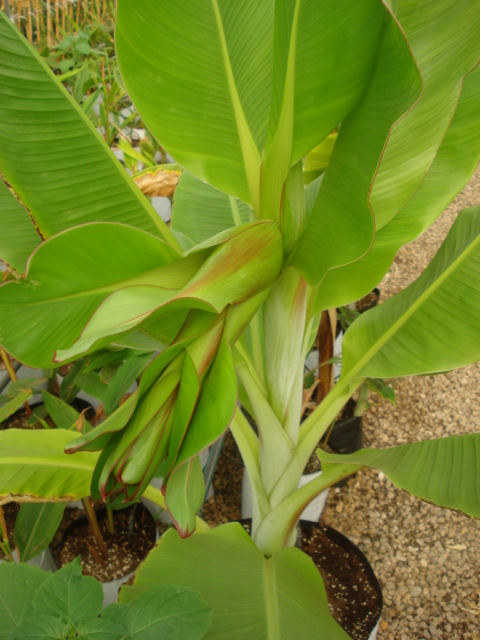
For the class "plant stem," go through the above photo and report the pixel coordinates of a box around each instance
[253,462,363,556]
[82,497,108,561]
[268,374,361,510]
[230,409,270,533]
[250,313,265,383]
[106,505,116,535]
[0,505,14,562]
[0,348,32,416]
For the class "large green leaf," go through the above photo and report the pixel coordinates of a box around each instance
[171,172,252,245]
[311,62,480,312]
[120,524,349,640]
[297,1,480,286]
[341,206,480,378]
[0,563,49,640]
[102,586,212,639]
[116,1,383,217]
[14,502,65,563]
[0,223,183,367]
[260,0,384,219]
[0,179,40,275]
[295,10,421,284]
[33,559,103,625]
[0,13,176,247]
[370,0,480,228]
[318,433,480,518]
[116,0,272,211]
[0,429,98,503]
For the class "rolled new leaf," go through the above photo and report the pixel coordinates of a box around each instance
[93,366,181,501]
[317,433,480,519]
[164,456,206,537]
[68,315,238,536]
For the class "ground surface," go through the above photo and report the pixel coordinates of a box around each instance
[328,165,480,640]
[202,166,480,639]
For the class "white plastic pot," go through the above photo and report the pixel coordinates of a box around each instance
[369,620,380,640]
[1,547,57,572]
[241,470,330,522]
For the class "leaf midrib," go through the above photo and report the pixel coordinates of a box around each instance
[263,557,281,640]
[211,0,262,214]
[0,13,180,250]
[0,456,94,471]
[18,503,49,561]
[3,265,183,308]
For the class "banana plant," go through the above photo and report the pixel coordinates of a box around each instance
[1,2,480,638]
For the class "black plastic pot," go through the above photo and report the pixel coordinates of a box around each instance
[239,519,382,640]
[327,413,363,454]
[300,522,382,640]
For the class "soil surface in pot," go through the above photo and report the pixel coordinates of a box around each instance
[57,504,157,583]
[1,402,52,429]
[0,502,19,559]
[1,398,95,430]
[300,522,381,640]
[239,519,381,640]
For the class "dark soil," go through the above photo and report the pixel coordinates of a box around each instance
[2,404,53,430]
[57,363,74,378]
[0,502,19,559]
[1,398,95,430]
[201,431,243,525]
[57,504,157,583]
[304,446,325,474]
[301,522,382,640]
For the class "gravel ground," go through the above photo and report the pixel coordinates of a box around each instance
[321,166,480,639]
